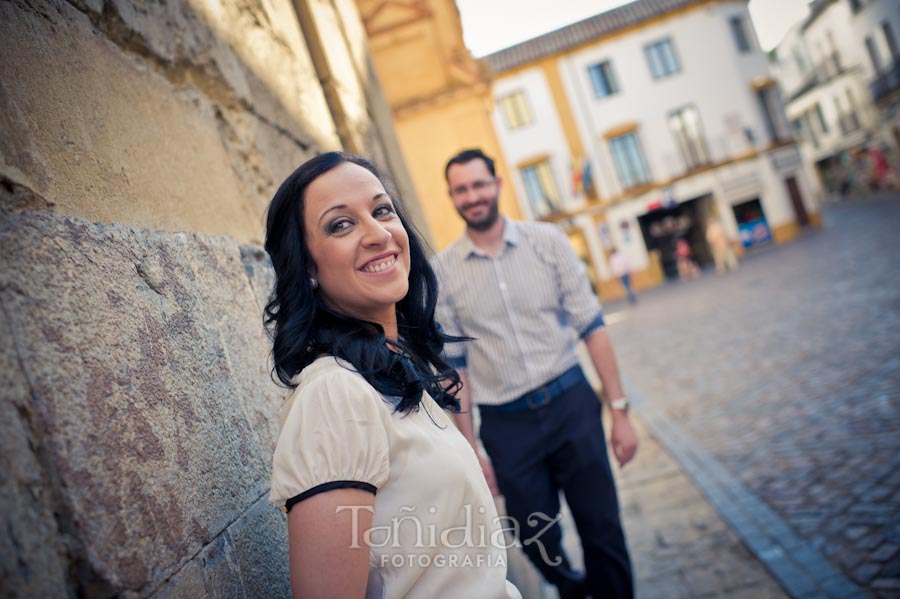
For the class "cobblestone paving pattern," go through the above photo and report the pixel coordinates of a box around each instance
[614,416,789,599]
[605,195,900,598]
[499,413,789,599]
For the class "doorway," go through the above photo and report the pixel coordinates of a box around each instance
[785,175,809,226]
[638,194,713,280]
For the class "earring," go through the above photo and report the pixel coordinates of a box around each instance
[309,276,318,289]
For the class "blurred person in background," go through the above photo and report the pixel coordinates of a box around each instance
[433,148,637,599]
[609,246,637,304]
[675,238,701,280]
[705,218,738,274]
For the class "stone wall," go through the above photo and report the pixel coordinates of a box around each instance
[1,0,426,596]
[1,208,289,597]
[0,0,424,244]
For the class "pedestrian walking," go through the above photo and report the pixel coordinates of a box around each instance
[609,247,637,303]
[675,238,701,280]
[433,148,637,599]
[265,152,520,599]
[867,145,898,190]
[705,218,738,274]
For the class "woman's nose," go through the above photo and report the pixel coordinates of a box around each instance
[361,218,392,246]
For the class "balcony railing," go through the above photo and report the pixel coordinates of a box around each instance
[788,71,820,102]
[871,58,900,104]
[787,53,845,102]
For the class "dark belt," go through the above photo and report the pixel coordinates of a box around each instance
[479,365,585,413]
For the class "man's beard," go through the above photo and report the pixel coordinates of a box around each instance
[459,195,500,231]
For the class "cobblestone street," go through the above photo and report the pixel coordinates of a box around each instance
[605,195,900,598]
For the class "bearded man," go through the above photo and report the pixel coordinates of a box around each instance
[432,148,638,599]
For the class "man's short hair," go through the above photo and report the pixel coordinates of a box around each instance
[444,148,496,183]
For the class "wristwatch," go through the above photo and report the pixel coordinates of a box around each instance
[609,396,629,411]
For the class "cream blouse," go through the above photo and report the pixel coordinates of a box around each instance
[270,356,521,599]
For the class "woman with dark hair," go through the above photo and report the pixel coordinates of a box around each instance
[265,152,520,599]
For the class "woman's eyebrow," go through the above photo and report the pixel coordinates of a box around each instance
[317,204,347,225]
[316,193,390,225]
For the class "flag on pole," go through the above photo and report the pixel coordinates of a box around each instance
[582,160,594,197]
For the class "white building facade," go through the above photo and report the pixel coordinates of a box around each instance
[771,0,900,195]
[486,0,822,295]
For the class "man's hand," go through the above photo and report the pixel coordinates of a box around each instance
[610,411,638,467]
[478,453,500,496]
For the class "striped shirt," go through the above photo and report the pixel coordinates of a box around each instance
[432,218,605,406]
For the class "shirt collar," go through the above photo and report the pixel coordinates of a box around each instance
[460,217,518,259]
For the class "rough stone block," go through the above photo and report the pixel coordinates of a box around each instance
[0,210,284,594]
[240,244,275,317]
[150,560,206,599]
[200,531,246,598]
[0,313,70,598]
[227,496,290,599]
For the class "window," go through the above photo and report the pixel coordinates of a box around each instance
[883,21,899,60]
[668,106,709,170]
[520,161,561,217]
[755,85,791,143]
[826,31,842,73]
[846,88,858,112]
[865,36,883,73]
[792,47,808,74]
[729,16,752,53]
[802,112,819,148]
[843,88,861,132]
[609,133,652,189]
[814,41,830,79]
[498,91,533,129]
[645,38,680,79]
[834,96,858,134]
[814,103,828,133]
[587,61,619,98]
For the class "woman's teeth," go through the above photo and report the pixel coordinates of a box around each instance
[362,257,396,273]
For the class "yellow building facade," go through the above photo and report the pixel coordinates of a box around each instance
[354,0,522,250]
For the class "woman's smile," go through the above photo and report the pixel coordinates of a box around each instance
[359,252,399,274]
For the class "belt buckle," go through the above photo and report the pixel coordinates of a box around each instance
[526,387,553,410]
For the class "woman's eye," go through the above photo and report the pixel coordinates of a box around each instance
[374,204,396,218]
[328,219,352,234]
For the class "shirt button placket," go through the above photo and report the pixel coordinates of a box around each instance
[493,259,530,389]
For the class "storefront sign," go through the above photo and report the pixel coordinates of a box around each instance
[770,146,802,171]
[737,218,773,247]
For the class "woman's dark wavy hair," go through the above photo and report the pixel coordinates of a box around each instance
[264,151,465,413]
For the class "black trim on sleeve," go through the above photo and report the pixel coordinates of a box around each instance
[284,481,377,512]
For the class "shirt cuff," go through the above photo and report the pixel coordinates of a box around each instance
[578,313,606,339]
